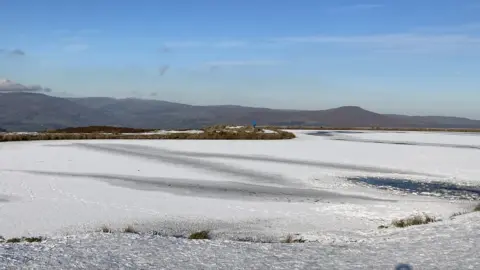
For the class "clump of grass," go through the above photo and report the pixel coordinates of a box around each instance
[391,213,437,228]
[47,126,156,134]
[23,237,43,243]
[100,225,113,233]
[123,225,138,234]
[188,230,210,240]
[283,234,294,243]
[6,238,22,243]
[378,225,389,229]
[1,236,44,244]
[236,237,258,243]
[1,126,295,142]
[281,234,306,243]
[449,204,480,219]
[236,237,275,244]
[450,211,469,219]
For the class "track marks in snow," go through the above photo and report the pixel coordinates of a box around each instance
[12,170,395,203]
[72,142,442,177]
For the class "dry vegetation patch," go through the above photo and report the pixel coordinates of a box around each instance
[391,213,438,228]
[46,126,156,134]
[1,236,44,244]
[1,125,295,142]
[281,234,306,243]
[188,230,210,240]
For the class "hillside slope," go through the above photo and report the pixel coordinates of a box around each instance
[1,93,480,131]
[0,93,122,131]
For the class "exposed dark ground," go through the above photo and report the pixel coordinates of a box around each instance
[348,177,480,201]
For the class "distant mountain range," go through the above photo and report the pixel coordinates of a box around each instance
[1,92,480,131]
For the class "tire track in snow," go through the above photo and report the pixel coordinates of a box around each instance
[73,142,443,177]
[11,170,396,203]
[73,143,299,187]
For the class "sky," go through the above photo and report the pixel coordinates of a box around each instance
[1,0,480,118]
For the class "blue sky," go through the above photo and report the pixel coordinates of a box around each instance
[1,0,480,118]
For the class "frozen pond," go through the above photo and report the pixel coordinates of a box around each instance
[1,130,479,269]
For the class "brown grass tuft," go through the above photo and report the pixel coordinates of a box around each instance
[188,230,210,240]
[46,126,156,134]
[23,237,43,243]
[123,225,138,234]
[281,234,306,243]
[6,238,22,243]
[2,236,44,243]
[100,225,113,233]
[450,211,469,219]
[391,213,438,228]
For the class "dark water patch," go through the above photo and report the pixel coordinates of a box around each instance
[348,177,480,200]
[307,131,337,137]
[307,131,367,137]
[326,131,366,134]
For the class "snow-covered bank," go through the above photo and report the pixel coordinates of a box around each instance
[1,212,479,269]
[1,130,479,268]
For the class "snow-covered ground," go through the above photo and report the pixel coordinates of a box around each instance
[1,130,479,269]
[343,130,480,146]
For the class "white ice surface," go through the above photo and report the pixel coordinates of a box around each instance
[344,130,480,146]
[1,131,479,240]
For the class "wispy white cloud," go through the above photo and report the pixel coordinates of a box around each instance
[78,29,102,35]
[157,22,480,55]
[329,3,383,12]
[214,41,249,48]
[160,31,480,54]
[53,29,101,36]
[205,60,282,68]
[55,29,99,53]
[163,40,248,49]
[52,29,71,35]
[204,60,282,72]
[272,33,480,53]
[163,41,205,48]
[414,22,480,33]
[63,43,90,53]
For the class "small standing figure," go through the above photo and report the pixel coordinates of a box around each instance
[252,120,257,128]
